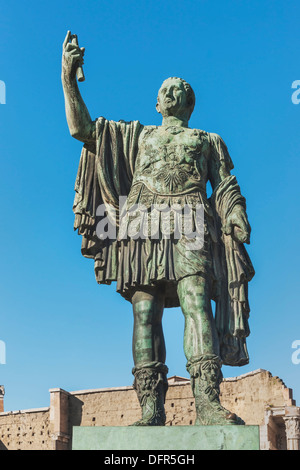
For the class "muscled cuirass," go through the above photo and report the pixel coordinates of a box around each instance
[127,125,211,209]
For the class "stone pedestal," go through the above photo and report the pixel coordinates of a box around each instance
[72,425,260,451]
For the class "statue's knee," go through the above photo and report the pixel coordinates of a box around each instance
[134,302,163,328]
[181,291,210,320]
[134,306,151,326]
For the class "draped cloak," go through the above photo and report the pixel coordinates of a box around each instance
[73,117,255,367]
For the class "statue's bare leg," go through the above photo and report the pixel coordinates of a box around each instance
[177,275,243,425]
[130,286,168,426]
[132,286,165,366]
[177,275,219,360]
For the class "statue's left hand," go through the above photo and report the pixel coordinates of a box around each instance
[222,205,251,244]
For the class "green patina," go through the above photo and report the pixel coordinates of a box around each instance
[72,425,260,450]
[62,32,255,427]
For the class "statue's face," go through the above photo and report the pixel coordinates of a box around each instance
[157,78,189,118]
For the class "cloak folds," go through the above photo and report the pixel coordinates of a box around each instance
[72,118,254,366]
[73,117,142,282]
[210,175,255,366]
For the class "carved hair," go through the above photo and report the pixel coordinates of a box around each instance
[157,77,196,119]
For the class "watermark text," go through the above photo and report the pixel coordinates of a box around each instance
[0,80,6,104]
[95,198,205,250]
[292,340,300,365]
[291,80,300,104]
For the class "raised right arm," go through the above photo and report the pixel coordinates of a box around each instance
[61,31,95,143]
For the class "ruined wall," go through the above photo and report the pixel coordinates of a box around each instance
[68,369,295,430]
[0,408,51,450]
[0,369,297,450]
[69,387,139,428]
[220,369,295,425]
[69,382,195,429]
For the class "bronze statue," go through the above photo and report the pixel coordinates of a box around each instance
[62,31,254,426]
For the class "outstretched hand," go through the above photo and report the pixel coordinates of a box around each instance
[62,30,85,81]
[222,205,251,244]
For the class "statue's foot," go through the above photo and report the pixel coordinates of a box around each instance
[187,355,245,426]
[194,403,245,426]
[131,362,168,427]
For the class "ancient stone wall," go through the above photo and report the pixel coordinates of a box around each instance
[0,408,51,450]
[0,369,297,450]
[69,381,195,428]
[220,369,296,425]
[69,369,295,429]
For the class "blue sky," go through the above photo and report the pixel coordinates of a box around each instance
[0,0,300,412]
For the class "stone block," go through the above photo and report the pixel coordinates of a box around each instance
[72,425,260,450]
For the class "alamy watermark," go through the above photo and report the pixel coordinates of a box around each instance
[95,197,205,250]
[0,341,6,365]
[291,80,300,104]
[0,80,6,104]
[291,340,300,365]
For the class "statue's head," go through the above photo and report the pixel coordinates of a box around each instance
[156,77,195,121]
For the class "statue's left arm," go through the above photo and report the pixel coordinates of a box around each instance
[208,133,251,245]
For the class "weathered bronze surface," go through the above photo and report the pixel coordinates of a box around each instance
[62,31,254,426]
